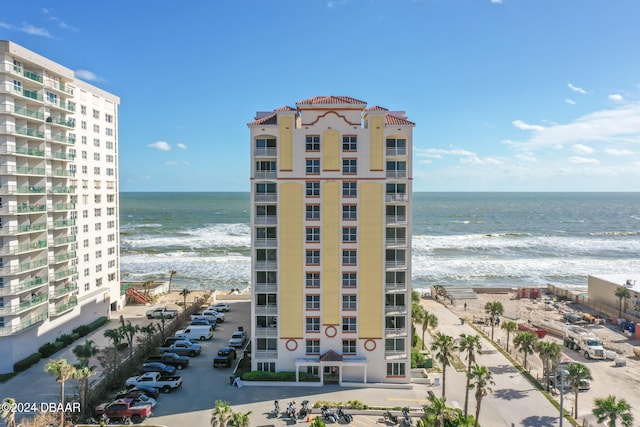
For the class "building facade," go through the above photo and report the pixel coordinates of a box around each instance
[248,96,413,384]
[0,41,121,373]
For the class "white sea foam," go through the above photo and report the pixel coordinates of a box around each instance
[122,223,251,250]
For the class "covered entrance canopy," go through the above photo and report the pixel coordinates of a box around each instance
[295,350,368,385]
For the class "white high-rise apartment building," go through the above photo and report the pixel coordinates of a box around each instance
[0,41,121,374]
[248,96,413,384]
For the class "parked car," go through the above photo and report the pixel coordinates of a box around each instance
[190,318,217,329]
[210,302,230,312]
[228,329,247,348]
[146,306,178,319]
[123,384,160,398]
[141,361,176,376]
[130,394,157,408]
[145,353,190,370]
[115,387,159,400]
[191,310,225,323]
[213,347,237,368]
[94,398,152,424]
[175,325,214,341]
[159,339,202,357]
[125,372,183,394]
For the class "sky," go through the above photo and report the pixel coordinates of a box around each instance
[2,0,640,192]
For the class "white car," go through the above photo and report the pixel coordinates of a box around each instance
[210,302,230,312]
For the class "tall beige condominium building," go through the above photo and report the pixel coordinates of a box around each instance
[247,96,413,384]
[0,41,121,374]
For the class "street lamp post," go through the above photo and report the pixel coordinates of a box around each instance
[559,369,568,427]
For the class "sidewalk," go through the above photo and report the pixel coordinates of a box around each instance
[420,298,561,426]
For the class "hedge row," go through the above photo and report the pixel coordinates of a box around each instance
[241,370,320,382]
[12,316,110,371]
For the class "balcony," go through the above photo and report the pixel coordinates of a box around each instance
[20,67,44,84]
[14,106,44,121]
[385,215,407,225]
[53,219,76,229]
[254,193,277,203]
[386,147,407,157]
[53,235,76,246]
[5,185,46,195]
[254,350,278,360]
[254,283,277,293]
[45,98,75,112]
[0,276,48,296]
[385,194,408,203]
[52,283,78,298]
[385,282,407,291]
[384,349,407,358]
[0,294,48,316]
[54,267,77,280]
[51,186,76,194]
[0,240,47,256]
[254,261,277,270]
[21,89,43,102]
[254,238,277,248]
[53,202,76,211]
[0,222,47,236]
[46,116,75,128]
[52,299,78,316]
[53,169,75,177]
[254,148,277,157]
[385,327,408,336]
[15,126,45,139]
[385,238,407,247]
[385,305,407,314]
[254,327,278,338]
[15,166,46,176]
[255,305,278,315]
[52,151,75,161]
[254,171,277,179]
[385,260,407,269]
[11,146,46,158]
[0,311,48,336]
[17,203,47,214]
[50,134,75,144]
[52,251,76,264]
[254,215,277,225]
[45,80,74,96]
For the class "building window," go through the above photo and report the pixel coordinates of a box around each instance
[386,271,406,289]
[257,362,276,372]
[306,182,320,197]
[342,159,357,174]
[93,109,100,119]
[306,227,320,242]
[386,249,406,266]
[306,205,320,220]
[256,249,277,263]
[386,227,406,244]
[342,273,357,288]
[342,205,357,220]
[342,227,357,243]
[342,182,357,197]
[306,317,320,332]
[342,250,356,265]
[342,317,357,333]
[342,340,356,354]
[386,138,407,156]
[93,124,100,133]
[386,161,407,178]
[306,159,320,174]
[342,135,357,151]
[81,105,87,115]
[387,362,406,377]
[256,338,277,351]
[306,340,320,354]
[306,135,320,151]
[84,283,90,292]
[386,316,406,331]
[256,293,277,306]
[306,272,320,288]
[385,293,406,308]
[306,295,320,310]
[386,183,406,195]
[256,182,277,195]
[306,250,320,265]
[342,295,357,310]
[386,205,407,222]
[256,271,277,286]
[105,113,113,123]
[385,338,406,352]
[256,160,276,173]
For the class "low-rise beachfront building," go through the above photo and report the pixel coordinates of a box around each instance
[0,41,121,374]
[247,96,414,384]
[588,274,640,317]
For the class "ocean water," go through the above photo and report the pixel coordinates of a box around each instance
[120,192,640,291]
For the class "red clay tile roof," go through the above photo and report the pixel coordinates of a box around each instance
[296,96,367,106]
[386,114,415,126]
[248,113,277,126]
[319,350,343,362]
[275,106,295,111]
[366,105,389,112]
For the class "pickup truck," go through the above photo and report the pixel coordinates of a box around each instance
[146,352,189,370]
[146,306,178,319]
[191,309,225,323]
[210,302,230,312]
[159,339,202,357]
[141,361,176,376]
[125,372,183,394]
[213,347,237,368]
[95,398,152,424]
[228,329,247,348]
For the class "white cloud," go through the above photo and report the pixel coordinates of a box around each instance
[512,120,545,131]
[164,161,177,165]
[490,0,503,3]
[605,148,635,156]
[565,99,576,105]
[608,94,624,101]
[569,156,599,164]
[148,141,171,151]
[568,83,588,94]
[177,143,188,150]
[75,69,104,82]
[415,148,476,159]
[572,144,594,155]
[516,153,538,162]
[0,22,51,37]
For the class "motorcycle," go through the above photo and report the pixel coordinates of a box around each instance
[401,407,413,426]
[287,401,297,423]
[337,406,353,423]
[298,400,310,419]
[272,400,280,417]
[383,409,399,425]
[321,405,338,423]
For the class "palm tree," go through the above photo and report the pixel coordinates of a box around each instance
[412,304,426,347]
[168,269,177,293]
[45,358,77,427]
[180,288,191,308]
[119,314,139,359]
[458,333,482,418]
[615,286,631,318]
[500,320,517,353]
[422,393,448,427]
[72,339,99,368]
[431,332,458,398]
[1,397,16,427]
[513,332,537,370]
[104,327,125,367]
[421,310,438,349]
[211,400,232,427]
[593,395,634,427]
[72,366,94,417]
[565,362,592,419]
[484,301,504,340]
[143,280,154,298]
[535,340,562,392]
[229,410,252,427]
[467,364,495,427]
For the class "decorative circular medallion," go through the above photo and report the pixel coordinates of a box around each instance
[325,325,337,338]
[285,339,298,351]
[364,339,377,351]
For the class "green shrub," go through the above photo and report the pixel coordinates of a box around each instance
[73,325,91,337]
[240,370,319,382]
[87,316,109,332]
[411,349,425,368]
[14,352,42,372]
[54,340,65,351]
[38,342,59,358]
[70,332,80,341]
[59,334,74,346]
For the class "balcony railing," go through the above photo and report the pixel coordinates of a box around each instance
[53,169,75,177]
[385,282,407,291]
[385,238,407,247]
[254,284,277,293]
[385,194,408,202]
[53,235,76,246]
[0,222,47,236]
[254,238,277,248]
[0,311,48,336]
[254,194,277,203]
[254,327,278,338]
[385,327,407,336]
[11,146,46,158]
[52,151,75,161]
[386,147,407,156]
[45,98,75,112]
[50,134,75,144]
[255,305,278,315]
[47,116,75,128]
[4,276,48,296]
[53,202,76,211]
[21,68,44,83]
[14,106,44,120]
[53,251,76,263]
[17,203,47,214]
[15,166,46,176]
[15,126,45,139]
[385,305,407,314]
[254,350,278,360]
[0,240,47,255]
[45,79,74,96]
[53,219,76,229]
[386,170,407,179]
[22,89,43,102]
[385,260,407,269]
[254,171,277,179]
[52,283,78,298]
[1,294,48,316]
[254,148,277,157]
[385,215,407,224]
[254,261,277,270]
[54,267,77,280]
[254,215,277,225]
[51,186,76,194]
[53,299,78,315]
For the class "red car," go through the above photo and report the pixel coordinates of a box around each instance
[95,398,152,424]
